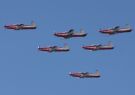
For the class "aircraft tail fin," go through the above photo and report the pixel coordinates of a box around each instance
[107,41,113,46]
[80,29,85,33]
[31,21,36,26]
[125,24,131,28]
[95,70,100,75]
[64,43,69,48]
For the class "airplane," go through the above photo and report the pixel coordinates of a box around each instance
[4,21,36,30]
[54,29,87,39]
[99,25,132,35]
[38,44,70,52]
[69,70,100,78]
[82,42,114,51]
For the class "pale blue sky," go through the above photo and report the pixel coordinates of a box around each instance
[0,0,135,95]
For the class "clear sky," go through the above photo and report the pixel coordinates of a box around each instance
[0,0,135,95]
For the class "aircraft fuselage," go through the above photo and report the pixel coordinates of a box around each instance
[54,32,87,38]
[82,45,114,51]
[38,47,70,52]
[99,28,132,35]
[4,22,36,30]
[69,72,100,78]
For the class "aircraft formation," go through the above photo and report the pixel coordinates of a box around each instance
[4,21,132,78]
